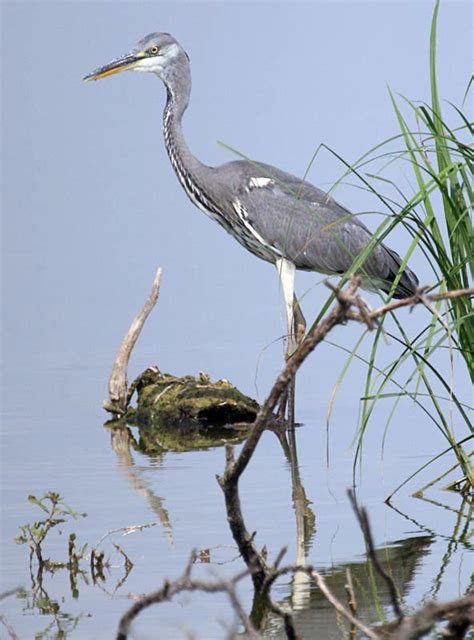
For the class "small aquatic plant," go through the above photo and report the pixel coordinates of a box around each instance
[15,492,87,571]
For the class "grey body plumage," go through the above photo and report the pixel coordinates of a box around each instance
[85,32,419,350]
[204,159,418,299]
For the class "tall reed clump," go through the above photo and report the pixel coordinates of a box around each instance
[321,0,472,492]
[391,0,473,379]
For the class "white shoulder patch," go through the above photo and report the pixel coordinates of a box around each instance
[249,177,273,189]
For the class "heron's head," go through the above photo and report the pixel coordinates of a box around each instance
[84,32,189,84]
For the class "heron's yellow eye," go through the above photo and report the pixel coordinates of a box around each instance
[148,46,159,55]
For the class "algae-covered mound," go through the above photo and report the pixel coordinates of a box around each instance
[131,367,259,431]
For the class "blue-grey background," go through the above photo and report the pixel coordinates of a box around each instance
[1,1,472,639]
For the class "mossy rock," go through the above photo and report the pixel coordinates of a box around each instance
[130,367,259,434]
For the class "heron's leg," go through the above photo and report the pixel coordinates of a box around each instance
[276,257,296,357]
[276,258,297,424]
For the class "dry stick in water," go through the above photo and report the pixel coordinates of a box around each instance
[104,267,162,415]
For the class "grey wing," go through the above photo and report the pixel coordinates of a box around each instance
[217,160,418,297]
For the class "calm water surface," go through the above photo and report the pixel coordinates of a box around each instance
[1,347,471,639]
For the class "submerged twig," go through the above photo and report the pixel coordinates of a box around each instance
[95,522,158,549]
[104,267,162,415]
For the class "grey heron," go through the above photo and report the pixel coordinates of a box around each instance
[84,32,419,355]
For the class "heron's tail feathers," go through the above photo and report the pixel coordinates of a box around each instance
[381,247,419,299]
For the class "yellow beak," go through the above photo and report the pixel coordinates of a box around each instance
[83,51,142,81]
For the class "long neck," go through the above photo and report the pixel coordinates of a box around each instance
[161,72,229,228]
[162,78,209,186]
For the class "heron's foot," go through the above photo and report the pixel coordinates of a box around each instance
[277,376,296,426]
[283,314,305,361]
[293,295,307,347]
[278,389,288,421]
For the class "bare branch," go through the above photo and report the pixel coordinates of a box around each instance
[221,280,473,485]
[367,286,474,319]
[267,599,300,640]
[115,557,257,640]
[0,616,20,640]
[217,448,268,589]
[388,590,474,640]
[224,278,361,484]
[114,542,474,639]
[272,546,288,570]
[104,267,162,415]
